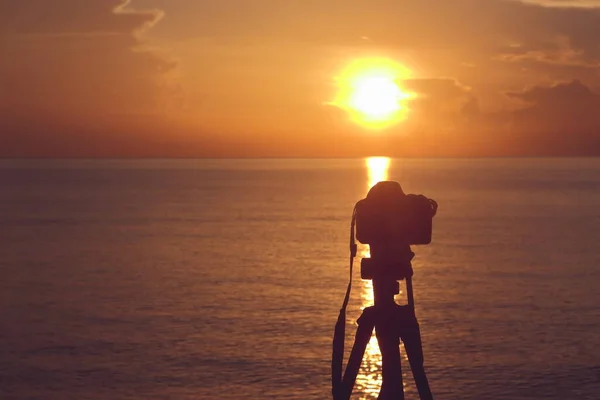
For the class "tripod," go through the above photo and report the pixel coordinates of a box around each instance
[332,258,434,400]
[332,195,436,400]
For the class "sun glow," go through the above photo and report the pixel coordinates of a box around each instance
[332,58,415,129]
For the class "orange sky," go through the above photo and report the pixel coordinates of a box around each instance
[1,0,600,157]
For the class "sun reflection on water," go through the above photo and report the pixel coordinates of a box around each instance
[366,157,391,192]
[355,157,410,399]
[354,157,390,398]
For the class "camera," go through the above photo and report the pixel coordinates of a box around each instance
[354,181,438,280]
[355,181,437,246]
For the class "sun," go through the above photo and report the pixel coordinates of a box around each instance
[331,58,415,129]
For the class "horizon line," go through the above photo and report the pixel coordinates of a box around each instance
[1,155,600,161]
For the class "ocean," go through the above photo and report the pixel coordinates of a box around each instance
[1,158,599,400]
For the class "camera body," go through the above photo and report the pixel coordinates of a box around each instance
[355,181,437,281]
[355,181,437,246]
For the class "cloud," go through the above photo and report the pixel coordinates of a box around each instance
[507,80,600,134]
[158,1,600,59]
[0,0,176,156]
[2,0,600,156]
[383,79,600,156]
[507,79,598,104]
[494,37,600,68]
[476,80,600,155]
[520,0,600,8]
[402,78,474,114]
[0,0,163,36]
[156,0,600,102]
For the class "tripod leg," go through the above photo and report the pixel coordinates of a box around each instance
[400,313,433,400]
[340,307,377,400]
[376,317,404,400]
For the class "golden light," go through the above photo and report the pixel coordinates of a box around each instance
[331,58,415,129]
[366,157,391,190]
[355,156,393,399]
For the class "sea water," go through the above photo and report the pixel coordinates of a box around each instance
[1,158,599,399]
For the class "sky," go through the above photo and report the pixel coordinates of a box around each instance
[1,0,600,157]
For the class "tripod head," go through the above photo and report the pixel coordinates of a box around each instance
[360,245,415,302]
[360,244,414,281]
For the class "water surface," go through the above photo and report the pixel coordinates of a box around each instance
[1,158,599,399]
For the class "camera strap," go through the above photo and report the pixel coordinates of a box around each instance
[331,205,358,399]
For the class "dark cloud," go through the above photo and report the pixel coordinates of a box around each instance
[385,79,600,156]
[467,80,600,156]
[497,4,600,64]
[506,80,600,151]
[507,79,598,105]
[0,0,174,156]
